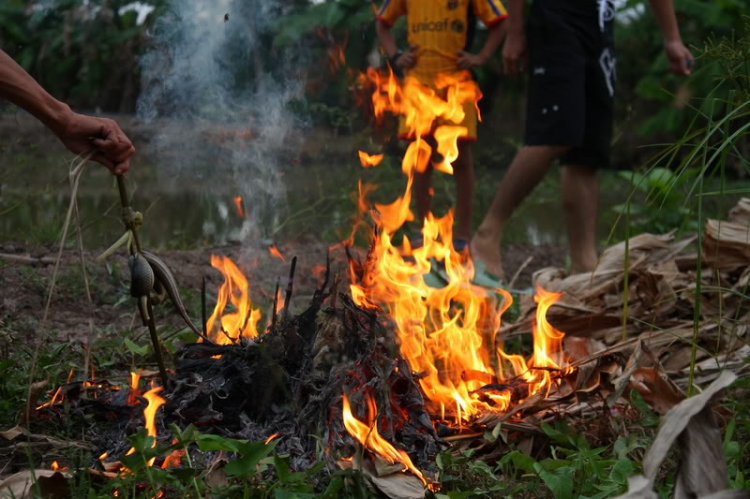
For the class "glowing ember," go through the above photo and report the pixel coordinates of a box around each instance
[349,69,569,423]
[269,244,286,262]
[264,433,280,445]
[206,255,262,344]
[358,151,384,167]
[233,196,246,219]
[342,393,426,486]
[161,439,184,469]
[99,452,109,460]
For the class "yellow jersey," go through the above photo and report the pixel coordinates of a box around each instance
[377,0,507,79]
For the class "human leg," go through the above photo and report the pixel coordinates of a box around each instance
[471,145,569,278]
[562,164,598,273]
[452,141,474,243]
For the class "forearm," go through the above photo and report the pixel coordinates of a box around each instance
[376,21,399,58]
[478,23,506,61]
[0,50,70,133]
[648,0,682,43]
[506,0,525,35]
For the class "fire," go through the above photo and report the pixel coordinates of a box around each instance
[342,393,426,486]
[264,433,280,445]
[358,151,384,167]
[36,387,62,410]
[127,372,141,406]
[126,387,165,467]
[233,196,246,219]
[269,244,286,262]
[50,461,67,471]
[206,255,262,344]
[349,69,569,423]
[161,439,184,469]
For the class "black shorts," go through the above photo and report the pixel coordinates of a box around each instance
[524,0,616,169]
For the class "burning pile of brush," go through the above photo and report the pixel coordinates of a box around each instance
[25,68,584,496]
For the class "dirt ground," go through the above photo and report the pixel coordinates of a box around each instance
[0,239,565,341]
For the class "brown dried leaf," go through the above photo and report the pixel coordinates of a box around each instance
[369,472,425,499]
[630,367,685,415]
[702,219,750,271]
[0,470,69,499]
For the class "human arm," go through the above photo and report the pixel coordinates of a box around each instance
[457,22,507,69]
[502,0,526,75]
[0,49,134,174]
[648,0,694,76]
[375,20,418,69]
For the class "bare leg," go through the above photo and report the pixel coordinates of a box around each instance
[471,145,569,278]
[452,141,474,242]
[562,164,598,274]
[413,164,434,234]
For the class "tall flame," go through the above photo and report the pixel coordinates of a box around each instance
[349,69,568,423]
[342,393,426,486]
[126,386,165,466]
[206,255,262,344]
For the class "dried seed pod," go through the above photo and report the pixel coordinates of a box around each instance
[129,253,154,298]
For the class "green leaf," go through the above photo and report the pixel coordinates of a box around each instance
[536,465,574,499]
[195,434,246,453]
[225,440,280,477]
[510,451,537,473]
[124,338,148,355]
[609,459,634,484]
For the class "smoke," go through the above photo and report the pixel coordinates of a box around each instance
[137,0,305,245]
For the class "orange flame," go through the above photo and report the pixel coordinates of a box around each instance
[206,255,262,344]
[269,244,286,262]
[127,372,141,406]
[264,433,280,445]
[349,69,568,423]
[233,196,246,219]
[126,387,165,466]
[99,452,109,460]
[36,387,62,410]
[161,438,184,469]
[358,151,384,168]
[342,393,426,486]
[51,461,67,471]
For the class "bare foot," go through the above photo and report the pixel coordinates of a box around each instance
[470,230,506,280]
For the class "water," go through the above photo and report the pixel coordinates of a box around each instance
[0,125,742,250]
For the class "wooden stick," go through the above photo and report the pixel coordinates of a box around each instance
[271,277,281,329]
[201,276,208,339]
[146,297,169,387]
[282,256,297,323]
[508,255,534,290]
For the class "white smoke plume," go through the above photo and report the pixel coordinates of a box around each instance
[137,0,305,245]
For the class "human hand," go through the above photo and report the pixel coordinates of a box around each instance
[664,39,694,76]
[456,50,488,69]
[54,110,135,175]
[395,45,419,69]
[502,31,526,75]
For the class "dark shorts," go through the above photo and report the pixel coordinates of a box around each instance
[524,0,616,169]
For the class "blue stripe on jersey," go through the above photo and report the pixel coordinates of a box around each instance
[379,0,391,15]
[486,0,501,16]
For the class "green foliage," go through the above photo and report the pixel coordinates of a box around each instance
[0,0,166,112]
[612,167,700,234]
